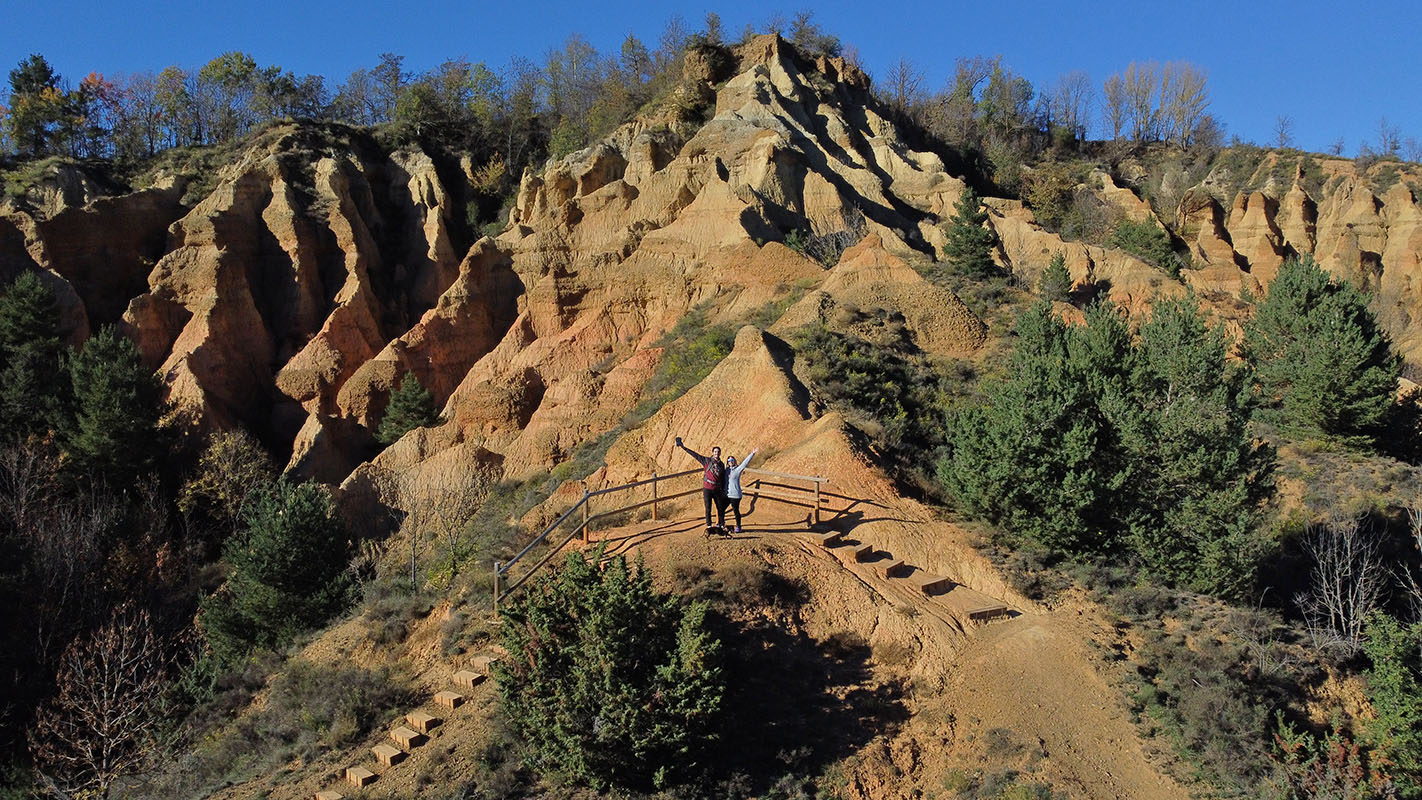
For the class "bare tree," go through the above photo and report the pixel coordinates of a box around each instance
[370,462,496,588]
[1377,117,1402,157]
[1329,137,1345,156]
[1403,137,1422,163]
[0,438,58,541]
[1400,505,1422,620]
[1050,70,1093,141]
[881,58,926,118]
[1158,61,1209,146]
[1295,515,1389,656]
[1102,73,1127,142]
[29,606,168,799]
[1273,115,1295,149]
[1122,61,1159,143]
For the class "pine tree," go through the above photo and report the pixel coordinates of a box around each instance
[941,298,1275,595]
[199,478,353,663]
[376,373,439,445]
[1038,251,1072,302]
[1130,297,1274,597]
[497,550,723,791]
[942,186,1000,278]
[62,326,163,480]
[0,271,67,439]
[940,301,1134,552]
[1242,256,1401,442]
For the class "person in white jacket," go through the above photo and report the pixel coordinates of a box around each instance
[722,448,757,533]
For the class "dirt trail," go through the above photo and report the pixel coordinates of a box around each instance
[588,477,1192,800]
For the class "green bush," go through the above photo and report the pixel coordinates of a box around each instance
[793,313,956,487]
[496,549,724,791]
[1272,713,1395,800]
[1362,613,1422,796]
[1106,218,1181,276]
[199,478,354,662]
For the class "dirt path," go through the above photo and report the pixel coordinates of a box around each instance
[595,494,1191,800]
[945,611,1191,800]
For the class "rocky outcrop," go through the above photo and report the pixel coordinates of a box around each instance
[1182,157,1422,365]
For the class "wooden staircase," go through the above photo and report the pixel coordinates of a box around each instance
[308,655,502,798]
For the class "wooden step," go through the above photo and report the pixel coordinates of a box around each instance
[453,669,484,690]
[391,726,425,749]
[405,710,440,733]
[434,690,464,709]
[808,530,844,547]
[469,654,501,674]
[346,766,377,787]
[372,743,406,767]
[315,791,344,800]
[968,603,1010,622]
[911,572,953,595]
[851,542,874,562]
[879,559,910,578]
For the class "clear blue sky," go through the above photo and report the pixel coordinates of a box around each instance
[3,0,1418,156]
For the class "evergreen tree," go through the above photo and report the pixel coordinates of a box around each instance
[1039,251,1073,302]
[1242,256,1401,442]
[199,478,353,663]
[0,271,67,439]
[497,550,723,791]
[62,326,163,480]
[940,302,1134,552]
[376,373,439,445]
[941,298,1274,595]
[942,186,1000,278]
[1130,297,1274,596]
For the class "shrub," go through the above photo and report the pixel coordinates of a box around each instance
[1362,614,1422,795]
[1272,713,1396,800]
[793,314,953,485]
[496,550,724,791]
[1107,218,1182,276]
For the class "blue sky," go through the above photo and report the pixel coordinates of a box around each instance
[3,0,1418,156]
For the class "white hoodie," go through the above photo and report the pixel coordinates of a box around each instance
[724,450,755,499]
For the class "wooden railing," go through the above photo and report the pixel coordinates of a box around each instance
[492,466,829,607]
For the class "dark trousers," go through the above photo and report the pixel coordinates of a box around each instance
[703,489,727,527]
[726,496,742,528]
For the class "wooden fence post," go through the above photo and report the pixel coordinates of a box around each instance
[814,479,822,525]
[492,560,501,609]
[581,490,590,542]
[651,471,658,521]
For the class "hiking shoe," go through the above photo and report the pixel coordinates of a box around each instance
[734,526,742,533]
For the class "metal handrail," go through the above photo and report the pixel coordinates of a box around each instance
[493,464,828,607]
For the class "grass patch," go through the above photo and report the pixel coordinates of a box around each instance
[139,659,415,797]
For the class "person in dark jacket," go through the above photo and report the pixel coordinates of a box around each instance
[676,437,726,529]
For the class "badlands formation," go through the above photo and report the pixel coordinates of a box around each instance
[4,34,1422,799]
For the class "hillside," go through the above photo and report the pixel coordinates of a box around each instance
[4,31,1422,800]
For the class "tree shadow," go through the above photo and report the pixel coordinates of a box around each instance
[700,607,908,793]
